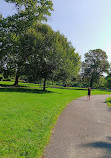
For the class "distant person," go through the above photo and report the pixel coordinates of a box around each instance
[88,86,91,100]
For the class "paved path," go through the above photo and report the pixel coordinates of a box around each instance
[44,95,111,158]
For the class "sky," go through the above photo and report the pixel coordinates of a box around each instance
[0,0,111,62]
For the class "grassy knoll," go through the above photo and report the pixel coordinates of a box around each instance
[0,81,111,157]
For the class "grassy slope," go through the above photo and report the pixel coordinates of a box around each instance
[0,81,111,157]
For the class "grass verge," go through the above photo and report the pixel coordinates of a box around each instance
[0,81,111,157]
[106,97,111,107]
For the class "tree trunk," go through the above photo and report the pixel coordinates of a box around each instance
[43,78,46,91]
[14,74,19,85]
[90,76,93,88]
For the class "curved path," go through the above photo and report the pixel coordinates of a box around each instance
[44,95,111,158]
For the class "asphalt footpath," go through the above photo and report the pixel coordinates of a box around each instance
[44,95,111,158]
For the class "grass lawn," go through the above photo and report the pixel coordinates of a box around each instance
[106,97,111,107]
[0,81,111,158]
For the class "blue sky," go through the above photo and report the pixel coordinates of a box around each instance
[0,0,111,62]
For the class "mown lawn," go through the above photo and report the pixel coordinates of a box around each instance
[0,81,111,157]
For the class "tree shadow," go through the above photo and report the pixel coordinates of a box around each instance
[73,88,87,91]
[0,87,53,94]
[98,89,111,93]
[81,137,111,157]
[0,84,27,88]
[106,100,111,104]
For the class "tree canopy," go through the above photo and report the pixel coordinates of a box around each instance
[17,23,81,90]
[0,0,53,85]
[4,0,53,21]
[0,17,81,90]
[0,1,80,90]
[81,49,110,87]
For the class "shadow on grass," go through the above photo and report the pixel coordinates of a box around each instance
[0,84,27,88]
[0,87,52,94]
[96,89,111,93]
[73,88,87,91]
[52,86,87,91]
[81,137,111,157]
[106,100,111,104]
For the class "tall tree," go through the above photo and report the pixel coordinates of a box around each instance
[0,0,53,84]
[81,49,110,88]
[52,38,80,85]
[18,23,80,90]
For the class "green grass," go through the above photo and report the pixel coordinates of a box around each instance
[0,81,41,88]
[0,81,111,157]
[106,97,111,107]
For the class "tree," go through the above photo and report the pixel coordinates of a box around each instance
[105,73,111,89]
[0,0,53,85]
[52,39,80,86]
[18,23,80,90]
[4,0,53,23]
[81,49,110,88]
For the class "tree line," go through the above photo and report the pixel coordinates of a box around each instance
[0,0,80,90]
[0,0,111,90]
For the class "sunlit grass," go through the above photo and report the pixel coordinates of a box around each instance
[106,97,111,107]
[0,81,111,157]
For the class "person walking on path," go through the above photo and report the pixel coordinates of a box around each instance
[44,95,111,158]
[88,86,91,100]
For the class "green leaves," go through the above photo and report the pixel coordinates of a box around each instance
[81,49,110,87]
[1,0,80,89]
[15,23,80,89]
[1,0,53,84]
[4,0,53,21]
